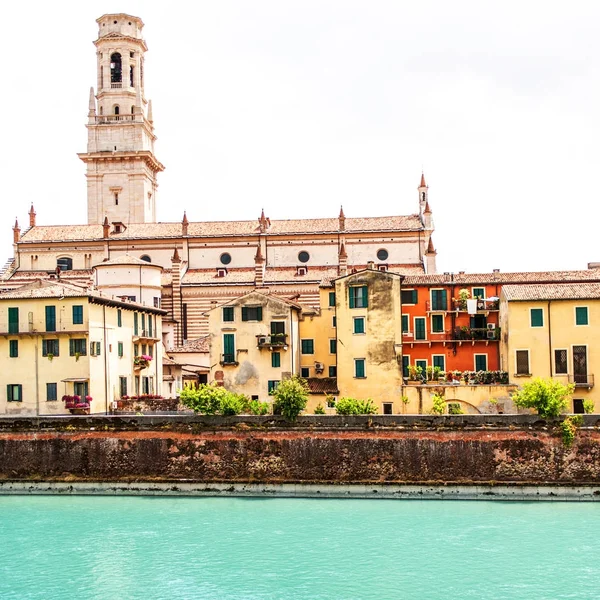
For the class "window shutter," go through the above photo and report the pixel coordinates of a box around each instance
[441,290,447,310]
[257,307,263,321]
[329,292,335,307]
[69,339,75,356]
[242,307,248,321]
[7,384,12,402]
[8,308,19,334]
[576,307,588,326]
[361,286,368,308]
[402,315,409,332]
[45,306,56,332]
[411,290,418,304]
[349,290,355,309]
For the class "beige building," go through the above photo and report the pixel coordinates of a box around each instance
[0,279,165,416]
[500,283,600,413]
[208,291,301,401]
[0,13,438,350]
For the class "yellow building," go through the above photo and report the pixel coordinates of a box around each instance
[208,291,301,402]
[0,279,165,415]
[499,283,600,413]
[334,266,404,413]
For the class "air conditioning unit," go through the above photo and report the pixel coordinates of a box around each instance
[257,336,268,346]
[314,362,324,373]
[486,330,495,339]
[487,323,496,330]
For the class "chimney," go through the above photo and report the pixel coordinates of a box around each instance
[367,261,375,270]
[29,204,36,228]
[258,209,268,233]
[103,217,110,238]
[254,244,265,287]
[12,219,20,243]
[182,211,189,236]
[339,206,346,231]
[338,243,348,276]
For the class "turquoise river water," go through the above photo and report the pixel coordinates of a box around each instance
[0,496,598,599]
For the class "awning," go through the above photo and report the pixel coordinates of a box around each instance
[60,378,90,382]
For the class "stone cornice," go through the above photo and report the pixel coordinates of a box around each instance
[78,150,164,173]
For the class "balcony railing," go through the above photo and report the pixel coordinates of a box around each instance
[94,114,136,124]
[453,327,500,341]
[455,299,500,311]
[220,353,238,366]
[569,374,594,387]
[256,334,288,348]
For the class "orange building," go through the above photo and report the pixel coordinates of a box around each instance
[400,269,600,377]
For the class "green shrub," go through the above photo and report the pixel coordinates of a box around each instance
[448,402,464,415]
[179,383,247,416]
[335,397,378,415]
[430,392,446,415]
[314,403,326,415]
[583,399,595,414]
[272,375,309,421]
[561,415,584,448]
[246,399,270,416]
[512,378,574,418]
[219,393,246,416]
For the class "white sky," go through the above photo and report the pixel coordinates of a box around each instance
[1,1,598,274]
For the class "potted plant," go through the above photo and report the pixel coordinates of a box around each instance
[47,353,54,362]
[407,365,423,383]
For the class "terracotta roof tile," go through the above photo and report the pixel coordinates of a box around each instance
[306,377,339,395]
[403,270,600,286]
[502,283,600,301]
[169,336,210,353]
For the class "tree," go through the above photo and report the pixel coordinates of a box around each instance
[179,382,247,416]
[511,378,574,418]
[272,375,309,421]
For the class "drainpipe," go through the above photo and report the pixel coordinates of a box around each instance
[103,304,109,414]
[35,335,40,418]
[547,301,552,377]
[289,306,295,375]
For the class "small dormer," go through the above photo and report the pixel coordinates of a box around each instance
[112,221,127,234]
[217,267,228,278]
[296,266,307,276]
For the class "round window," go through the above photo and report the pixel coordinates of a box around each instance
[377,248,389,261]
[298,251,310,263]
[140,255,151,263]
[220,253,232,265]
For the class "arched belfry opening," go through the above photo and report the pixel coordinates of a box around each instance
[110,53,122,84]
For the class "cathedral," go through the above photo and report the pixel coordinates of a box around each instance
[0,13,436,348]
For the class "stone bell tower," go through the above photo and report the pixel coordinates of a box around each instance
[79,14,164,225]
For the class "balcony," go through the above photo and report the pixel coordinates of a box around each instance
[453,327,500,341]
[256,334,288,349]
[220,353,238,366]
[455,299,499,312]
[133,329,159,342]
[569,374,594,388]
[94,114,135,124]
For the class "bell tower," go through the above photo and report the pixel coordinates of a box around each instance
[79,14,164,225]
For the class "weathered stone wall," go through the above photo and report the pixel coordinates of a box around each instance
[1,415,600,485]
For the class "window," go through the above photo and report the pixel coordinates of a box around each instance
[118,342,124,357]
[329,339,337,354]
[332,316,336,327]
[7,384,22,402]
[72,305,83,325]
[431,314,444,333]
[298,251,310,263]
[8,307,18,334]
[134,313,139,335]
[530,308,544,327]
[45,306,56,332]
[573,399,585,414]
[42,339,59,357]
[401,290,418,305]
[46,383,57,402]
[153,297,161,308]
[241,306,263,321]
[430,289,447,311]
[272,352,281,368]
[57,257,73,271]
[148,315,153,337]
[223,334,235,363]
[134,344,139,357]
[353,317,365,334]
[377,249,389,261]
[142,344,147,356]
[555,349,568,375]
[328,292,336,307]
[433,355,445,371]
[382,402,393,415]
[119,377,127,398]
[90,342,101,356]
[472,288,485,299]
[301,367,310,378]
[349,286,368,309]
[414,317,426,340]
[110,52,122,83]
[141,314,146,333]
[140,255,151,263]
[220,253,232,265]
[9,340,18,358]
[301,339,314,354]
[354,359,366,378]
[69,339,87,357]
[223,306,234,322]
[402,355,410,377]
[416,359,427,373]
[268,380,280,394]
[402,315,409,333]
[74,382,89,398]
[270,321,285,335]
[475,354,488,371]
[516,350,530,375]
[329,365,337,377]
[142,377,150,395]
[148,345,154,358]
[117,309,122,327]
[576,307,589,326]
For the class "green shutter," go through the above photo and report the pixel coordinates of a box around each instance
[432,314,444,333]
[361,286,368,308]
[433,355,445,370]
[6,384,11,402]
[72,305,83,325]
[134,313,139,335]
[9,340,18,358]
[402,356,409,377]
[416,360,427,373]
[473,288,485,299]
[530,309,543,327]
[223,334,235,362]
[69,339,75,356]
[149,315,153,337]
[402,315,409,333]
[349,289,355,309]
[118,342,123,357]
[117,309,122,327]
[329,339,337,354]
[475,355,487,371]
[223,307,234,322]
[329,292,335,307]
[576,307,588,326]
[45,306,56,332]
[241,307,248,321]
[353,318,365,334]
[8,308,19,334]
[272,352,281,368]
[256,306,263,321]
[355,359,365,378]
[415,318,426,340]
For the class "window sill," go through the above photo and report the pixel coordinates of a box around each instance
[354,376,367,379]
[513,373,532,377]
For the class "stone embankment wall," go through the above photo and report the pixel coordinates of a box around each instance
[1,415,600,485]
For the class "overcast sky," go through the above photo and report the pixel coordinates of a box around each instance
[1,1,598,274]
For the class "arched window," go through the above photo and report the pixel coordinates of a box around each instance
[99,106,103,115]
[110,53,122,83]
[140,255,151,263]
[131,106,135,114]
[100,65,104,88]
[114,105,120,115]
[57,257,73,271]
